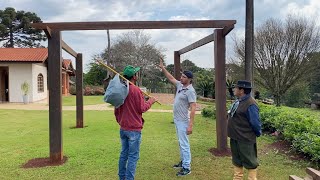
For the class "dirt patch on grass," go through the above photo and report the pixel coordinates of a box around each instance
[150,93,174,105]
[209,148,231,157]
[22,156,68,168]
[263,140,306,161]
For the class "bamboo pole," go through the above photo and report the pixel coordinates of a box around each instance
[97,60,161,105]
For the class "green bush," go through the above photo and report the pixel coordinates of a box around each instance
[259,103,320,163]
[69,86,76,95]
[201,106,215,118]
[292,133,320,162]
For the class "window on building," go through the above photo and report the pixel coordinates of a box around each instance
[37,73,44,92]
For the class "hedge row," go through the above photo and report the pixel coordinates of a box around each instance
[259,104,320,162]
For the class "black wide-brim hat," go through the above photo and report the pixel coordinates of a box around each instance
[234,80,252,89]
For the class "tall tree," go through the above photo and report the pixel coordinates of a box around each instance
[181,59,201,73]
[101,30,164,87]
[194,69,215,98]
[84,60,108,86]
[0,7,46,47]
[235,16,320,106]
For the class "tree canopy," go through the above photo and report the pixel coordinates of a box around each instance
[235,15,320,106]
[0,7,46,47]
[106,31,164,86]
[85,30,166,89]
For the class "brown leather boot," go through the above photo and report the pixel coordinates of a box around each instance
[233,166,244,180]
[248,168,257,180]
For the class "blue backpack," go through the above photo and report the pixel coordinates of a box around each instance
[103,74,129,108]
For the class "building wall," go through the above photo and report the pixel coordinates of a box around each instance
[0,63,49,103]
[1,63,33,102]
[32,63,48,102]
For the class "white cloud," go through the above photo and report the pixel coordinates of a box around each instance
[281,0,320,25]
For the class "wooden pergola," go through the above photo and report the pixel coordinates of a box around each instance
[31,20,236,163]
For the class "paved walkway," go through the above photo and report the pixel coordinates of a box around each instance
[0,102,201,114]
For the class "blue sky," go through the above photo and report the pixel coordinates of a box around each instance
[2,0,319,71]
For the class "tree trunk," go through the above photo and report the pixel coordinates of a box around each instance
[9,26,14,47]
[274,95,281,107]
[203,90,208,97]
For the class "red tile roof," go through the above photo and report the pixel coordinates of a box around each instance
[62,59,72,69]
[62,59,75,76]
[0,48,48,62]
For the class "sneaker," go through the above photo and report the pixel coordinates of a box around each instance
[173,161,182,169]
[176,167,191,176]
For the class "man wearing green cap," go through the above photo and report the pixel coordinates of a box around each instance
[115,65,156,180]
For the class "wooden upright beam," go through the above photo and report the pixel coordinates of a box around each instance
[48,30,63,163]
[62,40,77,58]
[32,20,236,30]
[174,51,181,80]
[245,0,254,83]
[214,29,227,151]
[76,53,84,128]
[178,33,214,55]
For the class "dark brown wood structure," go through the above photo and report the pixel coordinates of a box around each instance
[32,20,236,163]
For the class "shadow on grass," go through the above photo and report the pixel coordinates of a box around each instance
[22,156,68,168]
[69,125,89,129]
[209,148,231,157]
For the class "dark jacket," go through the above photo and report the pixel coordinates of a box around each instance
[227,96,259,143]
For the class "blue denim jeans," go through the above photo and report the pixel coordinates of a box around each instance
[174,119,191,170]
[118,129,142,180]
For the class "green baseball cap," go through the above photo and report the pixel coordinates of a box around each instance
[123,65,140,77]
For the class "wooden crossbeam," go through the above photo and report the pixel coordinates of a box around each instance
[178,33,214,55]
[61,40,77,58]
[223,25,234,36]
[44,26,52,38]
[31,20,236,30]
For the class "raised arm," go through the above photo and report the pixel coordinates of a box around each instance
[159,58,178,85]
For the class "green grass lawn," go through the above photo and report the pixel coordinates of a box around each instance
[63,95,174,110]
[0,109,310,180]
[62,95,104,106]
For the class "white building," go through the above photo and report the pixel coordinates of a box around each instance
[0,48,75,103]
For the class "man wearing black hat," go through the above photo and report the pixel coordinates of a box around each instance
[227,80,261,180]
[159,59,197,177]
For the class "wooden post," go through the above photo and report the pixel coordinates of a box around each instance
[76,53,83,128]
[214,29,227,151]
[245,0,254,83]
[48,30,63,163]
[174,51,181,80]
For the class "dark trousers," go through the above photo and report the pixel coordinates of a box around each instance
[230,138,259,169]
